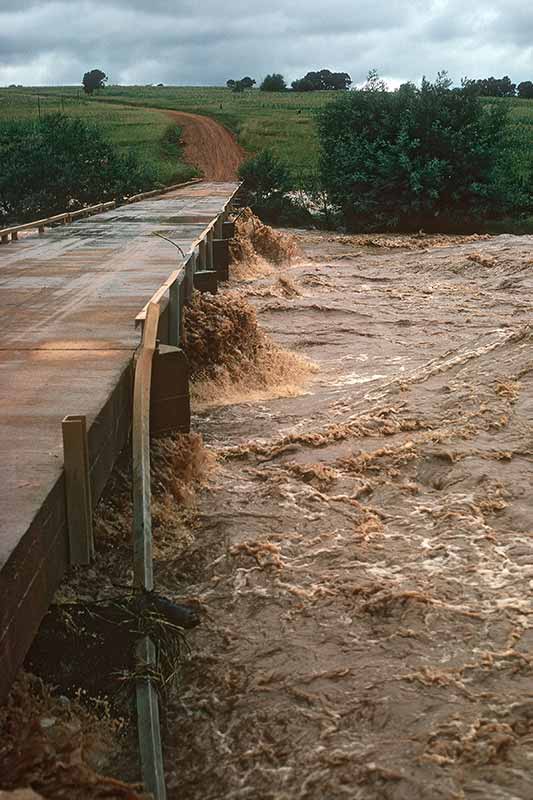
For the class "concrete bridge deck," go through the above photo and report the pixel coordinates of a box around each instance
[0,181,239,699]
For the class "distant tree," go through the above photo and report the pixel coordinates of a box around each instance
[292,69,351,91]
[363,68,387,92]
[471,76,516,97]
[227,77,255,90]
[327,71,352,90]
[517,80,533,99]
[260,73,287,92]
[291,76,315,92]
[82,69,107,95]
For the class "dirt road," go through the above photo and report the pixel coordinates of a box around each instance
[166,231,533,799]
[164,110,245,181]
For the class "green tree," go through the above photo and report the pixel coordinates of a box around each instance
[291,69,351,91]
[0,114,154,224]
[470,76,516,97]
[317,71,529,231]
[82,69,108,95]
[241,76,256,89]
[517,81,533,99]
[260,73,287,92]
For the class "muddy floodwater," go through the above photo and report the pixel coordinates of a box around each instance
[164,230,533,800]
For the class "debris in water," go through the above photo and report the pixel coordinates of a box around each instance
[0,674,144,799]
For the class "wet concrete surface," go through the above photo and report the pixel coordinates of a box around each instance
[167,230,533,799]
[0,181,238,701]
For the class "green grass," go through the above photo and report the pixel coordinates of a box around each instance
[6,86,533,181]
[0,89,197,185]
[0,85,337,177]
[2,86,533,205]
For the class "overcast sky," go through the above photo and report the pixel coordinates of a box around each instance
[0,0,532,87]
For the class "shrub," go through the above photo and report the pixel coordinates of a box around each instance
[0,114,155,224]
[238,149,292,204]
[317,72,532,231]
[238,149,301,224]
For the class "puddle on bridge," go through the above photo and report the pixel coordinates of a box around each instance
[4,223,533,799]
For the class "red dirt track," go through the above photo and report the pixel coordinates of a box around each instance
[164,110,245,181]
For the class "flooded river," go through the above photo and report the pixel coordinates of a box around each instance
[166,229,533,799]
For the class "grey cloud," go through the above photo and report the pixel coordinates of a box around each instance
[0,0,532,86]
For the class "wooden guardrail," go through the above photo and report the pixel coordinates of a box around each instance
[135,213,229,331]
[128,193,237,799]
[131,301,167,800]
[0,202,116,243]
[0,177,203,244]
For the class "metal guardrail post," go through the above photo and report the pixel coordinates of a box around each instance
[215,214,223,239]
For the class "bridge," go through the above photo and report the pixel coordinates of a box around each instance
[0,180,240,702]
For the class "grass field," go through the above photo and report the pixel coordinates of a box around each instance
[0,89,197,185]
[1,85,533,192]
[0,85,337,178]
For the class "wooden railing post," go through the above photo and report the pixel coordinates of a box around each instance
[132,302,160,591]
[168,278,180,347]
[62,414,94,565]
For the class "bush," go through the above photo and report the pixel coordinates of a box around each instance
[238,149,292,204]
[0,114,156,224]
[317,73,532,231]
[238,149,306,225]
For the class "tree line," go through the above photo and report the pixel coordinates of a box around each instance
[224,70,352,93]
[466,76,533,98]
[239,70,533,232]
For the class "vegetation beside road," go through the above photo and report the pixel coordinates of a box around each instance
[0,85,334,178]
[0,90,197,189]
[317,74,533,231]
[2,81,533,231]
[0,114,160,224]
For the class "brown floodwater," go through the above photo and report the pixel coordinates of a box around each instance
[163,229,533,800]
